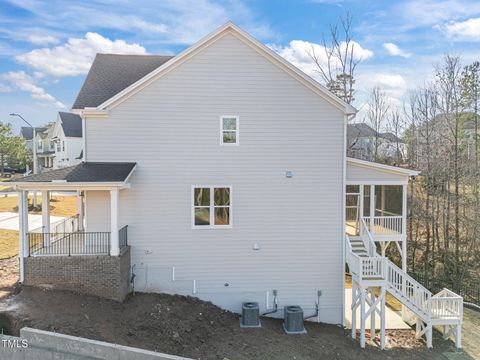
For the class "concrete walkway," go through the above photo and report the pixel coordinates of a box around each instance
[0,212,65,231]
[344,288,410,330]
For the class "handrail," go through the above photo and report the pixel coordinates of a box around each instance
[359,218,376,256]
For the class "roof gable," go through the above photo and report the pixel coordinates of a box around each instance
[82,22,356,115]
[72,54,173,109]
[58,112,82,137]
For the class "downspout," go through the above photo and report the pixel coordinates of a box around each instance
[81,115,86,162]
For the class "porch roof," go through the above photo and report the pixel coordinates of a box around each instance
[9,162,136,190]
[346,157,419,185]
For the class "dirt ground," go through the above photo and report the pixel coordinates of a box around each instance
[0,259,474,359]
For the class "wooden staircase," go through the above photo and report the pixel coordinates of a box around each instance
[346,229,463,349]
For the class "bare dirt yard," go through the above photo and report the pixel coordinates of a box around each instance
[0,288,472,359]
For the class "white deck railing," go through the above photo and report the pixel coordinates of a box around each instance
[347,228,463,323]
[430,289,463,320]
[386,260,432,318]
[364,215,403,236]
[359,218,377,256]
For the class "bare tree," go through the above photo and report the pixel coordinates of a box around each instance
[365,87,389,161]
[307,12,359,104]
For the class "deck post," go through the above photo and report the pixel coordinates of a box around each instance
[360,287,366,348]
[380,287,386,350]
[370,289,376,340]
[41,190,50,246]
[369,185,375,236]
[455,324,462,348]
[351,282,357,339]
[110,189,119,256]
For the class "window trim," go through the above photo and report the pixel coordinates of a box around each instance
[219,115,239,146]
[191,185,233,229]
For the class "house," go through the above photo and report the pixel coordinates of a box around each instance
[347,123,405,163]
[10,22,462,349]
[21,112,83,173]
[50,112,84,169]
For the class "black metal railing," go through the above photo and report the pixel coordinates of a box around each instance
[28,232,110,256]
[119,225,128,249]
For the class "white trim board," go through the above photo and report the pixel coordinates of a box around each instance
[347,157,419,177]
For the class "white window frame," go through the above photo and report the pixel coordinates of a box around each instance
[191,185,233,229]
[219,115,239,146]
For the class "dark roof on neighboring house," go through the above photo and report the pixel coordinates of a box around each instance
[58,112,82,137]
[20,127,47,140]
[347,123,404,143]
[10,162,136,183]
[347,123,378,138]
[72,54,174,109]
[381,132,403,143]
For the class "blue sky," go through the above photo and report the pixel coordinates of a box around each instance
[1,0,480,131]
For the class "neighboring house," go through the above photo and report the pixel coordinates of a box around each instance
[20,126,48,172]
[347,123,405,163]
[50,112,83,169]
[21,112,83,173]
[11,23,462,349]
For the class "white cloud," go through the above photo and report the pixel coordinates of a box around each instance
[271,39,374,80]
[1,71,66,108]
[394,0,480,29]
[16,32,148,77]
[27,34,59,45]
[440,17,480,41]
[4,0,273,46]
[383,43,412,58]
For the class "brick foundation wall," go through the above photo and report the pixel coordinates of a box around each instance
[24,246,131,302]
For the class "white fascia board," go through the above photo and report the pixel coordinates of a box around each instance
[347,157,420,177]
[11,182,126,191]
[94,21,357,115]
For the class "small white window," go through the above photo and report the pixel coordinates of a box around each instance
[220,116,239,145]
[192,186,232,228]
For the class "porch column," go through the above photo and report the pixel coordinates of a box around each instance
[110,189,119,256]
[401,184,407,271]
[18,191,29,283]
[77,191,84,231]
[369,185,375,235]
[401,183,408,321]
[359,185,364,219]
[41,190,50,246]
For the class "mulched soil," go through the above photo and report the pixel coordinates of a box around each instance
[0,284,472,360]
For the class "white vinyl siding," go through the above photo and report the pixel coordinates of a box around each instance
[84,32,345,324]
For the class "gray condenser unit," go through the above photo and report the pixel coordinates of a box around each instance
[240,302,261,328]
[283,305,306,334]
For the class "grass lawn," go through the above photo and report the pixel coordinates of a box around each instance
[0,194,77,217]
[0,229,19,259]
[0,195,77,259]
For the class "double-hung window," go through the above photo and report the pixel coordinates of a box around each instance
[220,116,239,145]
[192,186,232,228]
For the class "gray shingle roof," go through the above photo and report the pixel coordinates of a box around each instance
[11,162,136,183]
[58,112,82,137]
[20,127,48,140]
[72,54,174,109]
[347,123,378,138]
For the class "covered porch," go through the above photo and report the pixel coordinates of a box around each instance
[346,158,419,268]
[10,162,136,284]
